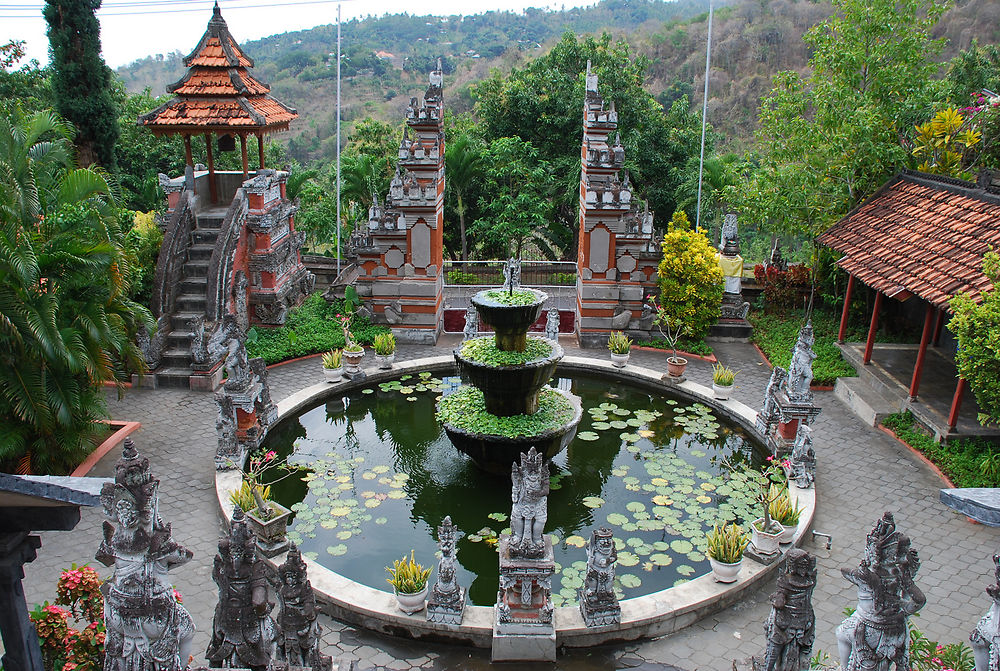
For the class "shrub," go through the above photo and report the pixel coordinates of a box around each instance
[882,411,1000,488]
[447,269,479,285]
[949,250,1000,425]
[753,263,810,312]
[909,625,974,671]
[245,293,390,364]
[657,211,724,339]
[124,210,163,306]
[30,565,107,671]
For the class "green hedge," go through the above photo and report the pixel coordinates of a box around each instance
[882,411,1000,488]
[748,310,856,385]
[246,293,390,364]
[633,337,713,356]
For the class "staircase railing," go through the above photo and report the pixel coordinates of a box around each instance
[205,188,249,322]
[151,190,195,318]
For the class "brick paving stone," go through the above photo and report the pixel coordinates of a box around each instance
[16,338,1000,671]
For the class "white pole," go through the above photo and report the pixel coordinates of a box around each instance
[695,0,713,231]
[336,1,342,277]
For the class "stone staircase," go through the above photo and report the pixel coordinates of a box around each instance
[151,207,228,389]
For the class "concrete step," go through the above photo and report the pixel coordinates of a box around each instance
[187,244,214,261]
[180,276,207,293]
[152,367,195,389]
[834,376,904,427]
[166,331,194,349]
[197,215,225,230]
[170,312,204,332]
[176,294,206,313]
[191,229,219,245]
[160,350,192,369]
[184,260,209,278]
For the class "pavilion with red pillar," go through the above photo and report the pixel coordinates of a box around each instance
[817,169,1000,437]
[138,2,297,202]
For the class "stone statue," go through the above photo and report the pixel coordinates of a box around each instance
[510,447,549,559]
[720,212,739,252]
[193,314,240,367]
[274,545,322,667]
[503,257,521,292]
[545,309,560,341]
[757,366,787,434]
[215,391,240,470]
[249,357,277,429]
[768,239,787,272]
[234,270,250,333]
[427,515,466,624]
[137,315,171,369]
[971,553,1000,671]
[463,305,478,342]
[837,512,925,671]
[206,507,277,671]
[788,424,816,488]
[223,335,252,391]
[763,548,817,671]
[579,527,621,626]
[97,439,196,671]
[784,322,816,403]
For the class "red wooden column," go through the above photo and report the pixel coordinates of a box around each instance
[863,291,883,364]
[183,135,193,167]
[838,273,856,343]
[204,133,218,203]
[932,308,946,346]
[239,134,249,179]
[947,378,967,433]
[908,303,936,400]
[257,133,266,170]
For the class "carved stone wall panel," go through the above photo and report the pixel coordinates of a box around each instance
[384,248,405,269]
[589,227,610,273]
[411,221,432,268]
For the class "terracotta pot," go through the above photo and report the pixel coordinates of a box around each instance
[610,352,630,368]
[342,349,364,374]
[713,382,733,400]
[323,366,344,383]
[709,557,742,583]
[751,518,783,556]
[393,585,428,614]
[375,353,395,370]
[666,356,688,377]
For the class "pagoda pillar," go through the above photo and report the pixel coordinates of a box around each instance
[240,134,249,178]
[204,133,218,203]
[183,135,193,167]
[257,133,265,170]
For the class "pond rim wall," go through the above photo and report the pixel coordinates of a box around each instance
[215,354,815,648]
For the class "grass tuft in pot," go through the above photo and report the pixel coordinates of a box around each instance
[385,550,432,594]
[707,521,749,564]
[372,332,396,356]
[608,331,632,355]
[321,349,343,369]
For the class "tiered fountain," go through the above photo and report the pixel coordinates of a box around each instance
[438,262,582,474]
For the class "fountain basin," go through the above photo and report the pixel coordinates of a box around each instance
[441,387,583,474]
[456,339,564,416]
[471,288,547,351]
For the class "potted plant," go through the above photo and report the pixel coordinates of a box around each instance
[725,455,787,557]
[337,312,365,374]
[372,332,396,369]
[768,485,803,543]
[231,449,298,557]
[712,363,737,400]
[607,331,632,368]
[706,521,749,583]
[385,550,432,614]
[650,300,691,378]
[322,349,344,383]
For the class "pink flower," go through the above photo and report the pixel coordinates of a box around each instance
[265,451,277,461]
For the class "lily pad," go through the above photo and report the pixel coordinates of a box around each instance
[606,513,629,526]
[488,512,509,522]
[619,574,642,588]
[676,564,696,576]
[326,544,348,557]
[649,553,673,566]
[361,389,374,394]
[625,501,646,513]
[336,530,353,540]
[592,422,612,430]
[670,540,694,554]
[582,496,605,508]
[375,517,388,525]
[609,420,629,430]
[565,535,587,548]
[577,431,600,442]
[617,552,639,567]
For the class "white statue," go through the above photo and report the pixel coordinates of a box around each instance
[544,308,560,341]
[971,554,1000,671]
[510,448,549,558]
[785,322,817,402]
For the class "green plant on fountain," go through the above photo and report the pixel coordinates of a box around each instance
[437,259,583,473]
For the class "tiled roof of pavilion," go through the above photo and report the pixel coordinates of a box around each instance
[138,2,296,134]
[816,170,1000,310]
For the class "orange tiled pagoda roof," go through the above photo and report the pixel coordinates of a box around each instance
[138,3,296,135]
[816,170,1000,310]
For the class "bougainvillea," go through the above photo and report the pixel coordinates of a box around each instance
[753,263,811,312]
[30,565,106,671]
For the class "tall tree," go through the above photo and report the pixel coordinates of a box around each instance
[444,131,482,261]
[727,0,948,238]
[43,0,119,169]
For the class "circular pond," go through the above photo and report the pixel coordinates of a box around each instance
[260,370,768,609]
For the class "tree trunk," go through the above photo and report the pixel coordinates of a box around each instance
[458,192,467,263]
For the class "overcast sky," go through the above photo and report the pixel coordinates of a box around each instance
[3,0,597,70]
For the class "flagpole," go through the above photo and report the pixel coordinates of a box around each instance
[336,0,342,277]
[695,0,713,230]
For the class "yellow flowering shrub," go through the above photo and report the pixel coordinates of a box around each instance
[656,211,723,338]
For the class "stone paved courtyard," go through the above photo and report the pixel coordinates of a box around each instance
[20,336,1000,670]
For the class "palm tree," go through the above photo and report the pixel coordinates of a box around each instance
[0,106,152,473]
[445,133,482,262]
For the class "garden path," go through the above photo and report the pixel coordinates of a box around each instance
[19,337,1000,670]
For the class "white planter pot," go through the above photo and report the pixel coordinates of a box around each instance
[712,382,734,400]
[393,586,428,614]
[323,367,344,383]
[342,349,364,374]
[709,557,742,583]
[751,518,783,556]
[610,352,630,368]
[375,353,395,370]
[778,522,797,544]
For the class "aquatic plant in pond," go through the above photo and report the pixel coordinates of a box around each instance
[482,289,543,306]
[437,386,575,438]
[261,373,767,607]
[460,336,553,367]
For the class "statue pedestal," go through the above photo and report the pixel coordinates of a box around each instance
[709,291,752,341]
[766,392,821,457]
[492,534,556,662]
[427,586,466,625]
